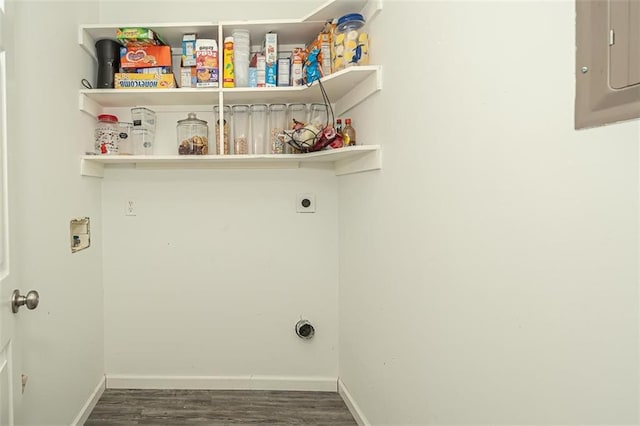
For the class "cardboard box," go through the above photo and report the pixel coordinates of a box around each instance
[120,45,172,68]
[277,58,290,87]
[114,73,175,89]
[116,27,164,46]
[255,54,266,87]
[195,39,219,88]
[262,33,277,87]
[180,67,197,88]
[290,47,305,87]
[182,34,197,67]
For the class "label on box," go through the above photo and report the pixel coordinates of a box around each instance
[196,39,219,87]
[290,47,305,87]
[182,34,197,67]
[114,73,175,89]
[120,45,172,68]
[278,58,290,87]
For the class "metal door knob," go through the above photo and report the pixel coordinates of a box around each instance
[11,289,39,313]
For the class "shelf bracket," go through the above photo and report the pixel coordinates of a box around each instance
[79,93,102,118]
[334,67,382,116]
[81,159,105,178]
[334,147,381,176]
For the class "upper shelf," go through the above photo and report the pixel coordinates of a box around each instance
[79,66,382,117]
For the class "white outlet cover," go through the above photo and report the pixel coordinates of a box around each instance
[297,193,316,213]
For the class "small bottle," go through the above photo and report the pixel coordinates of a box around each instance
[343,118,356,146]
[335,118,342,134]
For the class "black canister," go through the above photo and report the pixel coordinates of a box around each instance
[95,39,121,88]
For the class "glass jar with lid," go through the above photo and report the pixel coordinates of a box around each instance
[94,114,119,155]
[177,112,209,155]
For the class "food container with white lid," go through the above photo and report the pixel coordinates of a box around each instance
[177,112,209,155]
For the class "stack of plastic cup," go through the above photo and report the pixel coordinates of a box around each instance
[232,29,250,87]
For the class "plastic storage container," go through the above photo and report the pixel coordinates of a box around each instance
[117,122,133,155]
[232,30,250,87]
[250,104,268,154]
[131,107,156,132]
[286,103,308,153]
[132,129,155,155]
[269,104,287,154]
[94,114,119,155]
[177,112,209,155]
[214,105,231,155]
[333,13,369,71]
[309,103,329,129]
[232,105,250,154]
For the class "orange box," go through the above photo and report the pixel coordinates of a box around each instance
[120,45,172,69]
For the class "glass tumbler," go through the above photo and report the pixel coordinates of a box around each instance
[268,104,287,154]
[232,105,250,155]
[250,104,268,154]
[214,105,231,154]
[286,103,308,153]
[309,102,329,129]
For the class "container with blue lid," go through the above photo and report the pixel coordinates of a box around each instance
[333,13,369,71]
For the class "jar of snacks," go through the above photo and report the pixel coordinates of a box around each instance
[94,114,119,155]
[177,112,209,155]
[333,13,369,71]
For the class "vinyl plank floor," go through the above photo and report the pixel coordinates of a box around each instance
[85,389,357,425]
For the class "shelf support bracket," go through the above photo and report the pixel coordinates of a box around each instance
[79,93,102,119]
[334,147,382,176]
[334,67,382,116]
[81,159,104,178]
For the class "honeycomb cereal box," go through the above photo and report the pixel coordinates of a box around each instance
[195,39,219,88]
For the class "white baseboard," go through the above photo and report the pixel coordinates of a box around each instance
[105,374,338,392]
[338,378,370,426]
[71,375,105,426]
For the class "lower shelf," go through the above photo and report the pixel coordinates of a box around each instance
[81,145,382,178]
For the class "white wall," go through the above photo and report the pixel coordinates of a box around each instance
[9,1,104,424]
[99,2,339,386]
[338,1,640,425]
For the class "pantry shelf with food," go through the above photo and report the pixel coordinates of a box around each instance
[78,66,381,117]
[80,145,382,178]
[79,0,382,174]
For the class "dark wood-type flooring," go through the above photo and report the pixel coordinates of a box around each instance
[85,389,357,425]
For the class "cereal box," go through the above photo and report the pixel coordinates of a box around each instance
[290,47,305,87]
[262,33,277,87]
[114,73,175,89]
[182,34,197,67]
[180,67,197,88]
[195,39,219,88]
[277,58,290,87]
[120,45,172,68]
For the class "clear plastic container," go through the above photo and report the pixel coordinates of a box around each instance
[177,112,209,155]
[250,104,268,154]
[94,114,119,155]
[117,122,133,155]
[232,29,250,87]
[232,104,250,154]
[286,103,308,153]
[131,107,156,132]
[132,128,154,155]
[309,103,329,129]
[333,13,369,71]
[214,105,230,155]
[269,104,287,154]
